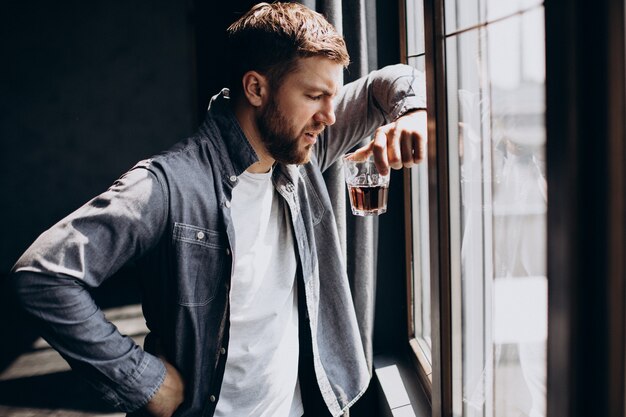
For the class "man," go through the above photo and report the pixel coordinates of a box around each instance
[10,2,426,417]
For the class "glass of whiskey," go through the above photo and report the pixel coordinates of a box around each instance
[342,153,390,216]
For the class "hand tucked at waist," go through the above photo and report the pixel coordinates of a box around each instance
[143,358,185,417]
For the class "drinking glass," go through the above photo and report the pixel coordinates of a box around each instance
[342,153,390,216]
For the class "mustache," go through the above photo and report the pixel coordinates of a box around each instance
[305,122,326,135]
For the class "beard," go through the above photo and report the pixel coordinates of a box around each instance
[256,95,324,165]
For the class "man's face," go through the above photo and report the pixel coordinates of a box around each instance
[256,56,343,165]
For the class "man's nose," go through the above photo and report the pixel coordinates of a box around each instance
[315,100,336,126]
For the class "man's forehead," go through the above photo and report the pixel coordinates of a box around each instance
[289,57,343,92]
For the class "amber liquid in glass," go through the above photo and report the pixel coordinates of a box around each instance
[348,184,389,215]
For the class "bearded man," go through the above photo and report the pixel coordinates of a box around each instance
[10,3,427,416]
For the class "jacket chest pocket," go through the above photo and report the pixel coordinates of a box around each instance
[172,222,227,307]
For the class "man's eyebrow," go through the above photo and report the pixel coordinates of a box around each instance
[304,85,336,96]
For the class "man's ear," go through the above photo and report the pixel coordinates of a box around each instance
[241,71,268,107]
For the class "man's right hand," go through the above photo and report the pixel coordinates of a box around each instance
[144,359,185,417]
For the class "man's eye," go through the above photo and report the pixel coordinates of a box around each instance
[307,95,323,101]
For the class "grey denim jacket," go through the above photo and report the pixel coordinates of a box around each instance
[10,64,425,417]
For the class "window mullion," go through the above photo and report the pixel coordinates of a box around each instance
[423,0,455,416]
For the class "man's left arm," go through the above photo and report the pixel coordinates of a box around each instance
[315,63,427,173]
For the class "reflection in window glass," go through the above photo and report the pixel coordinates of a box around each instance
[445,4,547,417]
[445,27,490,417]
[490,11,546,417]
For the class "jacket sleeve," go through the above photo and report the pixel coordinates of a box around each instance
[315,63,427,173]
[9,163,168,412]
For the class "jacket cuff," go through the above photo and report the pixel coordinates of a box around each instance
[391,95,427,122]
[115,351,167,412]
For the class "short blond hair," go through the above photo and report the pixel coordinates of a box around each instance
[226,2,349,95]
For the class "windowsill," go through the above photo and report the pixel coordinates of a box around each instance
[409,338,432,386]
[373,351,431,417]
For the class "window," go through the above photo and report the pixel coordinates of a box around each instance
[404,0,432,384]
[405,1,548,416]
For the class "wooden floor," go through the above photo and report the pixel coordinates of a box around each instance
[0,304,148,417]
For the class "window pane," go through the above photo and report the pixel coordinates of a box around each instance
[446,8,547,417]
[408,55,431,366]
[486,0,543,23]
[445,0,481,34]
[445,27,489,417]
[408,55,426,72]
[445,0,543,34]
[406,0,425,56]
[490,10,546,417]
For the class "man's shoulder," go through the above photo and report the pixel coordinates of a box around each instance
[154,131,215,165]
[130,131,218,184]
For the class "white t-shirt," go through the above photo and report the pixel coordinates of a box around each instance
[214,169,303,417]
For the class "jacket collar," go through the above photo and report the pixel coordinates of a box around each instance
[201,88,259,178]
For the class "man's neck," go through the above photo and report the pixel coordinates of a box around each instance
[233,100,275,174]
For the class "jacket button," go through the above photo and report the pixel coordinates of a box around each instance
[229,175,237,182]
[220,347,226,355]
[225,201,231,208]
[196,231,205,240]
[226,248,231,256]
[210,395,216,402]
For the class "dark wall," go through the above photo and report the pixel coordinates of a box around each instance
[1,0,197,272]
